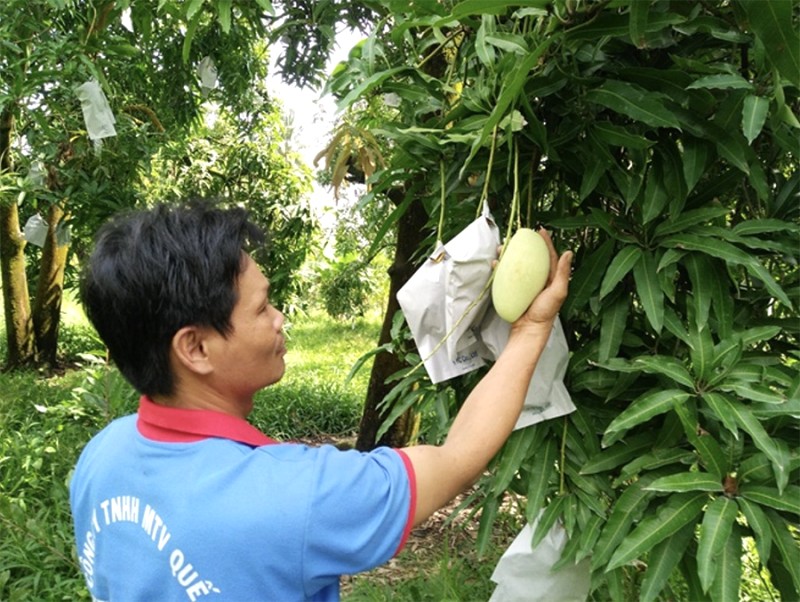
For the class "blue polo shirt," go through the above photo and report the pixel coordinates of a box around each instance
[69,397,416,601]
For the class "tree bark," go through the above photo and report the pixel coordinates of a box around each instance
[356,194,428,451]
[0,106,35,368]
[32,202,69,367]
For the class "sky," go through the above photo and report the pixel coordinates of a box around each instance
[267,29,363,171]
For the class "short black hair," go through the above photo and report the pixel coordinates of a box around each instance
[80,201,264,396]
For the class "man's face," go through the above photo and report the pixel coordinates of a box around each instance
[205,254,286,409]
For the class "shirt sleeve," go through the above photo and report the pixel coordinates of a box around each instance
[301,445,416,592]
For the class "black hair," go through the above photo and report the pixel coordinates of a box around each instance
[80,201,265,396]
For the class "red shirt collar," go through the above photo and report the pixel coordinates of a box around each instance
[136,396,277,447]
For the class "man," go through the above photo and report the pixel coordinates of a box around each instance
[70,201,572,601]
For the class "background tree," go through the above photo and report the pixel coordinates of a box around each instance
[327,0,799,598]
[0,0,313,369]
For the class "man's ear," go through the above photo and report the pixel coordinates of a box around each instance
[171,326,214,376]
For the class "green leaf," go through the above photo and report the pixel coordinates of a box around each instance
[723,382,786,404]
[491,428,534,495]
[628,0,649,49]
[599,294,629,362]
[525,437,557,522]
[461,36,555,178]
[483,33,528,55]
[599,245,642,299]
[602,389,691,447]
[687,73,755,90]
[697,496,738,593]
[710,525,742,602]
[688,324,714,383]
[742,95,769,145]
[633,356,694,389]
[685,253,713,331]
[593,121,655,149]
[580,432,653,475]
[765,510,800,594]
[715,130,750,174]
[642,164,669,224]
[737,497,772,565]
[740,484,800,515]
[732,218,800,236]
[586,80,682,130]
[216,0,232,33]
[337,67,409,110]
[563,238,615,318]
[739,0,800,88]
[640,522,694,602]
[607,492,707,570]
[592,476,656,570]
[681,137,711,193]
[654,207,729,238]
[476,494,499,557]
[719,396,789,493]
[645,472,722,493]
[662,232,749,265]
[444,0,551,20]
[185,0,205,20]
[633,251,664,333]
[531,494,567,548]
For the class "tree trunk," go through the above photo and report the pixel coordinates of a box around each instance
[32,202,69,367]
[0,107,35,369]
[356,195,429,451]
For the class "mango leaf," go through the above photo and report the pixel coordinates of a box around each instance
[461,36,555,177]
[640,522,695,602]
[563,238,615,318]
[685,253,713,331]
[602,389,691,447]
[585,80,682,130]
[580,432,654,475]
[216,0,231,33]
[633,251,664,333]
[738,452,774,485]
[697,496,738,593]
[491,428,534,495]
[337,67,410,110]
[722,382,786,404]
[525,437,557,522]
[737,497,772,565]
[593,121,655,149]
[483,32,528,55]
[618,448,696,484]
[607,492,707,570]
[642,162,669,224]
[687,324,714,383]
[681,137,712,193]
[598,294,629,362]
[576,513,605,563]
[742,256,792,307]
[765,510,800,595]
[740,484,800,516]
[719,396,789,493]
[687,73,754,90]
[732,218,800,236]
[739,0,800,88]
[710,525,742,602]
[531,494,568,548]
[475,493,499,557]
[654,206,729,238]
[742,95,769,144]
[633,356,694,389]
[592,475,657,570]
[444,0,551,20]
[599,245,642,299]
[645,472,723,493]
